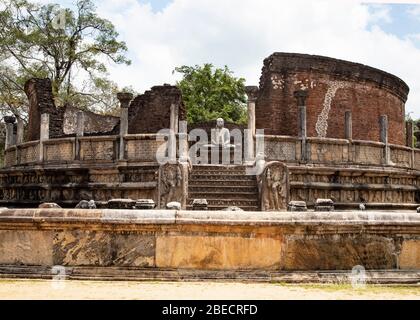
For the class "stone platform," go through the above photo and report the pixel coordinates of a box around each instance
[0,208,420,283]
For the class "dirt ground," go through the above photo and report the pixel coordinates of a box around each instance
[0,279,419,300]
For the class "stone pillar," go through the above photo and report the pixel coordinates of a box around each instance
[168,103,179,161]
[178,120,189,163]
[294,90,308,161]
[380,115,389,165]
[245,86,259,162]
[117,92,133,161]
[406,121,414,148]
[39,113,49,162]
[74,111,85,160]
[76,111,85,137]
[4,116,16,149]
[16,118,24,144]
[345,111,352,140]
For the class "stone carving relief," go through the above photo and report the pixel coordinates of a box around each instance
[315,80,348,138]
[260,161,289,211]
[158,162,189,209]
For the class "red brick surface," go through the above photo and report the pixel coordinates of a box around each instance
[255,53,409,145]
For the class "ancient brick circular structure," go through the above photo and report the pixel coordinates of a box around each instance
[256,53,409,145]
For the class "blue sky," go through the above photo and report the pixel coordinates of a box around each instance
[140,0,172,12]
[366,3,420,47]
[35,0,420,116]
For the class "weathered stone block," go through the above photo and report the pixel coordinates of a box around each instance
[314,198,334,211]
[287,201,307,212]
[107,199,136,209]
[282,235,397,270]
[53,230,155,267]
[0,230,53,265]
[192,199,208,210]
[166,201,181,210]
[135,199,156,210]
[155,235,282,270]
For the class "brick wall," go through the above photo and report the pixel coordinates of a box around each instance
[255,53,409,145]
[128,85,185,134]
[24,78,64,141]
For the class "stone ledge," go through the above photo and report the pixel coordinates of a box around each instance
[0,265,419,284]
[1,209,420,227]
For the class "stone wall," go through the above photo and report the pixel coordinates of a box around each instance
[288,166,420,208]
[0,164,158,207]
[255,53,409,145]
[24,78,120,141]
[0,209,419,272]
[62,105,119,136]
[128,85,186,134]
[24,78,64,140]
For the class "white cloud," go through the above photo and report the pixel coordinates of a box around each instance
[93,0,420,117]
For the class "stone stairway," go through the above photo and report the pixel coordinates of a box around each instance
[187,165,260,211]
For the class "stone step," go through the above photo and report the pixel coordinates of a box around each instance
[192,167,251,174]
[188,191,258,199]
[187,198,259,207]
[189,179,257,187]
[186,205,260,211]
[190,174,256,180]
[192,165,250,171]
[189,185,258,193]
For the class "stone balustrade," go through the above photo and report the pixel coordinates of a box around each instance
[263,135,420,170]
[3,133,420,171]
[3,134,168,167]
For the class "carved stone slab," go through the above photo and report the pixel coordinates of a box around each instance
[260,161,289,211]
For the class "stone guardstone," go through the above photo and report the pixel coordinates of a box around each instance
[314,198,334,212]
[107,199,136,209]
[287,201,307,212]
[222,206,244,211]
[39,202,61,209]
[135,199,156,210]
[192,199,208,211]
[76,200,96,209]
[166,201,181,210]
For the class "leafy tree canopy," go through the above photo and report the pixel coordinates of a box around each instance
[0,0,131,121]
[174,64,247,124]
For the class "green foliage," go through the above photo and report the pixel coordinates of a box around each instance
[174,64,247,124]
[0,0,131,119]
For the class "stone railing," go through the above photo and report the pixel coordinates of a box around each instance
[3,132,420,170]
[3,134,168,167]
[263,135,420,170]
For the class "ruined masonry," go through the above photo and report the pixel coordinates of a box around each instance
[1,52,420,279]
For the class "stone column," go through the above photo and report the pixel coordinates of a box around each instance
[4,116,16,149]
[245,86,259,162]
[75,111,85,160]
[294,90,308,161]
[39,113,49,162]
[117,92,133,161]
[345,111,352,140]
[406,121,414,148]
[168,103,179,161]
[16,118,24,145]
[380,115,389,165]
[178,120,189,163]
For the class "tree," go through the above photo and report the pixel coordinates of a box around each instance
[0,0,130,119]
[174,64,247,124]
